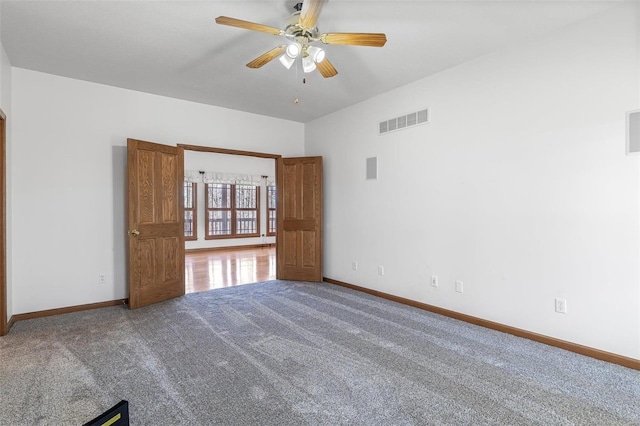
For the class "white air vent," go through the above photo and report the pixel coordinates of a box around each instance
[379,108,429,135]
[366,157,378,180]
[418,109,428,124]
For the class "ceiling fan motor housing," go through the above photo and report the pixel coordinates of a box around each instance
[284,10,318,39]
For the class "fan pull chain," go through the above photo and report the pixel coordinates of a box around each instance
[294,60,300,104]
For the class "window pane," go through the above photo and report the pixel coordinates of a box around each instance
[236,185,257,209]
[184,210,194,237]
[236,210,257,234]
[183,182,194,209]
[208,210,231,235]
[268,210,276,234]
[268,186,276,209]
[208,183,231,208]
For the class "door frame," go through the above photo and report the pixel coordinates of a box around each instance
[178,144,282,287]
[179,144,281,161]
[0,109,7,336]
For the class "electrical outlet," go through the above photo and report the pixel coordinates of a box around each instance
[378,265,384,276]
[455,280,464,293]
[431,275,438,287]
[352,261,358,271]
[555,298,567,314]
[98,273,106,284]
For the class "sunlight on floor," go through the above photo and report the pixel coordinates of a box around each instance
[185,246,276,294]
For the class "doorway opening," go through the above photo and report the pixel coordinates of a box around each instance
[181,145,279,294]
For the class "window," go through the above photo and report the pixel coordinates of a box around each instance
[267,185,276,236]
[206,183,260,239]
[184,182,197,240]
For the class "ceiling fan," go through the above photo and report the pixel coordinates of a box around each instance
[215,0,387,78]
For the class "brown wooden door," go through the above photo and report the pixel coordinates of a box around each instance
[127,139,185,309]
[276,156,323,282]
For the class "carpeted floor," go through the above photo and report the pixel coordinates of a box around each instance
[1,280,638,425]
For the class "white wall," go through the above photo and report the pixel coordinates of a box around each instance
[11,68,304,314]
[306,5,640,359]
[184,151,276,249]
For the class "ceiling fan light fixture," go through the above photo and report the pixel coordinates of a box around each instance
[279,53,296,69]
[216,1,387,79]
[307,45,325,63]
[285,42,301,59]
[302,55,316,73]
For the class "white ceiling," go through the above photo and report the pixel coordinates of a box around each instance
[0,1,620,123]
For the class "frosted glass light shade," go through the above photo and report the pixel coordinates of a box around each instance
[302,55,316,73]
[286,43,301,58]
[307,46,325,63]
[279,54,295,69]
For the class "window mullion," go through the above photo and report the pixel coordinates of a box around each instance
[231,184,237,235]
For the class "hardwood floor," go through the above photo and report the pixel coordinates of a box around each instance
[185,246,276,294]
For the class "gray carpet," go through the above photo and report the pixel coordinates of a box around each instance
[1,280,638,425]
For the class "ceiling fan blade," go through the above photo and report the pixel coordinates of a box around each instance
[215,16,282,36]
[321,32,387,47]
[299,0,327,29]
[316,59,338,78]
[246,45,286,68]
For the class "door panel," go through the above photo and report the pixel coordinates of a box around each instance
[128,139,185,309]
[277,156,323,282]
[161,153,178,222]
[138,239,156,287]
[164,237,181,281]
[302,231,317,266]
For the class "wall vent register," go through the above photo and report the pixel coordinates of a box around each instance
[379,108,429,135]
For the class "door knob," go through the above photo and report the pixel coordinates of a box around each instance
[129,229,140,237]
